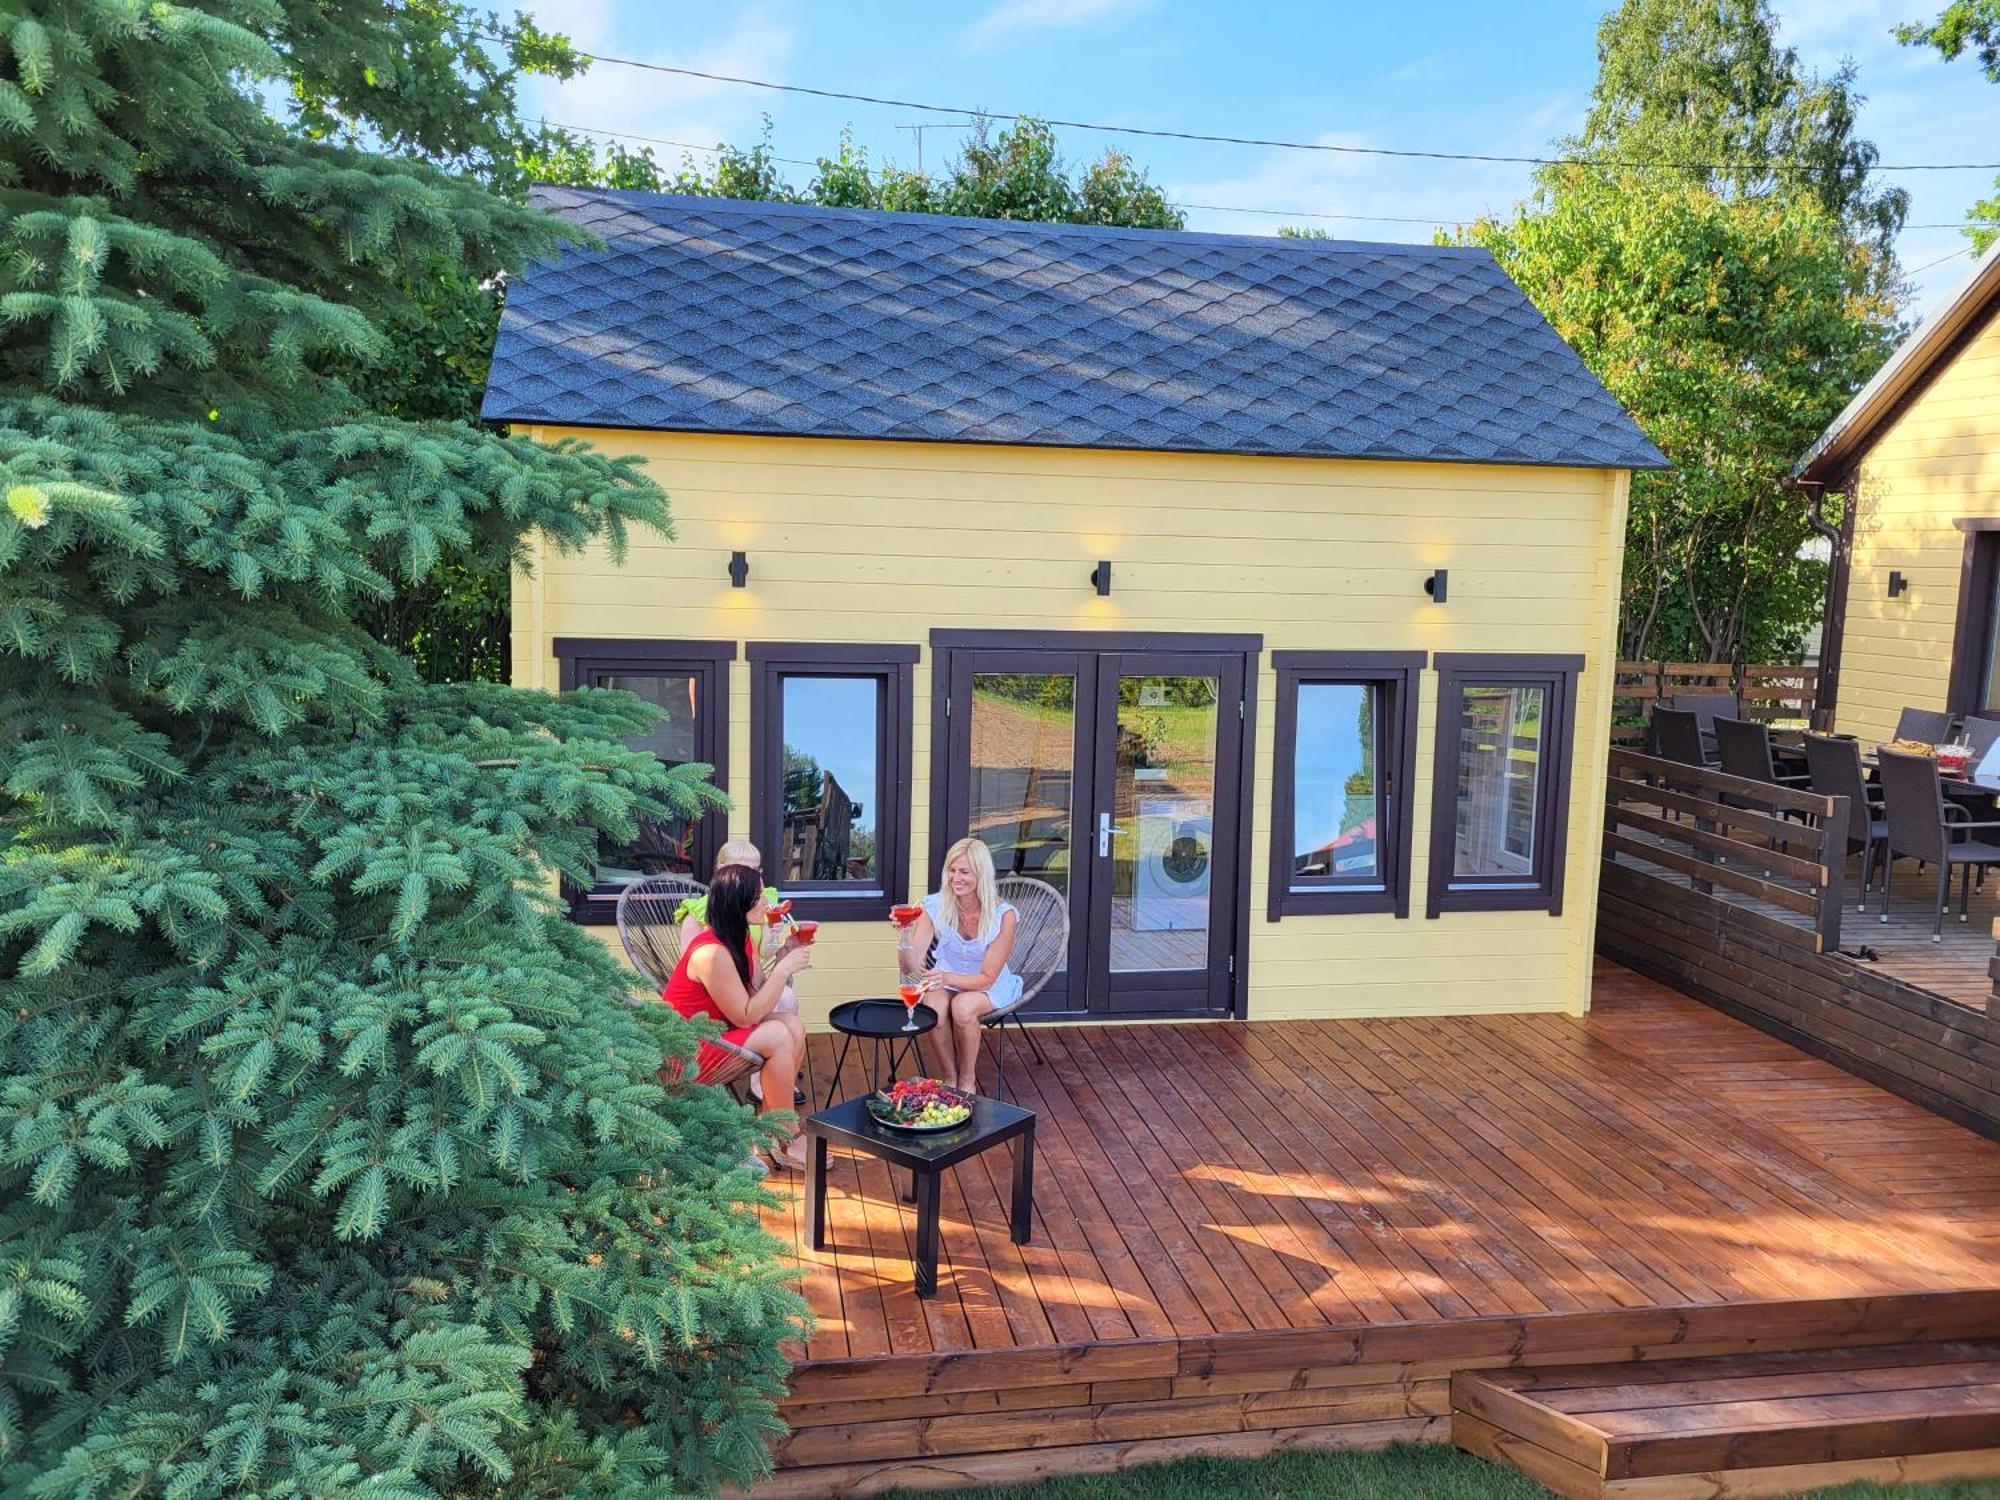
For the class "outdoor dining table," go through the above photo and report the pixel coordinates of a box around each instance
[1766,729,2000,800]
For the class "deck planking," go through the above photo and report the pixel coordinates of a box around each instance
[758,961,2000,1367]
[745,961,2000,1493]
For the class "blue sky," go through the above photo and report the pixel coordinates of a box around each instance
[517,0,1999,317]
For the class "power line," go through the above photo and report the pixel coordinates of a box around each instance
[1906,245,1980,277]
[527,39,2000,175]
[540,118,2000,233]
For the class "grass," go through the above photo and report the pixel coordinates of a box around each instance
[880,1442,2000,1500]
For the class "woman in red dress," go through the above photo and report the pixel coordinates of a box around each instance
[661,863,812,1169]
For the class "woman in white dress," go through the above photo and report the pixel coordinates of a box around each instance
[904,837,1021,1092]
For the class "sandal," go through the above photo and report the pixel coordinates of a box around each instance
[768,1136,810,1173]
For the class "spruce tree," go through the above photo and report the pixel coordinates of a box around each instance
[0,4,802,1495]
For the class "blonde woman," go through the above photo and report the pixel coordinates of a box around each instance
[907,838,1021,1092]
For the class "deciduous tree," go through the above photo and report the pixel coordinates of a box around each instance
[1471,176,1895,661]
[1467,0,1903,662]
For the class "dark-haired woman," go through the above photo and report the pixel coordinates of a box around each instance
[661,863,812,1170]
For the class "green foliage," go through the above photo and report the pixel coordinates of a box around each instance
[1469,174,1895,661]
[0,2,800,1495]
[1566,0,1908,256]
[530,117,1186,231]
[1898,0,2000,249]
[1464,0,1904,662]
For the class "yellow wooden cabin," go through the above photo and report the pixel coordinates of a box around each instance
[1801,238,2000,743]
[485,191,1666,1027]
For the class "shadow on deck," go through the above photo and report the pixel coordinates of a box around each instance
[746,962,2000,1495]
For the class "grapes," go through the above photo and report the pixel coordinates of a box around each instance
[867,1077,972,1129]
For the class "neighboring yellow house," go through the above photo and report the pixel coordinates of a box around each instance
[485,190,1665,1025]
[1800,239,2000,744]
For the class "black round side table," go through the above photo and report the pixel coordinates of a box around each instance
[822,999,937,1108]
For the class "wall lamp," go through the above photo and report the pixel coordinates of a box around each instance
[728,550,750,588]
[1424,569,1449,604]
[1887,569,1908,599]
[1091,560,1113,596]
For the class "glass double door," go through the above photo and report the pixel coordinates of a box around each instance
[938,645,1248,1017]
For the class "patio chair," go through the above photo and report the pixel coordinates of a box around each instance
[1668,693,1741,760]
[1962,714,2000,767]
[982,876,1070,1100]
[1876,748,2000,940]
[1893,706,1956,745]
[1668,693,1741,736]
[1649,707,1712,767]
[1803,734,1887,910]
[1714,716,1811,791]
[615,874,764,1094]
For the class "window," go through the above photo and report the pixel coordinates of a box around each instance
[1268,651,1423,918]
[1946,520,2000,717]
[553,638,733,925]
[1427,654,1582,917]
[750,644,918,919]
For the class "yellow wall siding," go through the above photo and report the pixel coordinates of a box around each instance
[518,430,1628,1025]
[1836,308,2000,744]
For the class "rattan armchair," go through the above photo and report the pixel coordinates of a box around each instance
[614,874,764,1093]
[982,876,1069,1099]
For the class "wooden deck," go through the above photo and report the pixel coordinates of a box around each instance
[1651,837,2000,1015]
[749,961,2000,1494]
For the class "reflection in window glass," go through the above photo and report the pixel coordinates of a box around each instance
[970,674,1075,899]
[596,671,701,886]
[779,675,880,884]
[1983,575,2000,713]
[1454,683,1545,879]
[1291,683,1380,884]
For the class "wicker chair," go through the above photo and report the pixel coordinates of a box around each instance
[614,874,764,1094]
[981,876,1069,1099]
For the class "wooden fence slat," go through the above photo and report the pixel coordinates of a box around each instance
[1603,776,1824,854]
[1611,662,1820,739]
[1602,831,1822,917]
[1603,804,1828,886]
[1602,748,1844,955]
[1607,750,1840,822]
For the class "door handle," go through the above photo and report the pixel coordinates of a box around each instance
[1097,811,1128,856]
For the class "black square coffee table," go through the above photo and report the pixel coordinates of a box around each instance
[803,1094,1035,1298]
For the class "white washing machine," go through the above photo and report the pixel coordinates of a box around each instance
[1132,798,1212,932]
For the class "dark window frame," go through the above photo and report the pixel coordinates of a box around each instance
[749,642,919,921]
[1426,652,1583,919]
[1945,518,2000,719]
[1268,650,1424,920]
[553,637,736,926]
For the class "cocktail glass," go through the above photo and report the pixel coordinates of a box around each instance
[898,982,923,1033]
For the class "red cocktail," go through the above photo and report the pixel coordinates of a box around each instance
[890,903,922,927]
[898,982,924,1033]
[791,920,819,946]
[764,897,794,925]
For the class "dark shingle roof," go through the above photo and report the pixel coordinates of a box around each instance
[482,188,1667,471]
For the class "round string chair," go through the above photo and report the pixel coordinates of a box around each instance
[615,874,763,1094]
[981,875,1068,1098]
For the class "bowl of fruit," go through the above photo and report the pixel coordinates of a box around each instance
[865,1078,974,1133]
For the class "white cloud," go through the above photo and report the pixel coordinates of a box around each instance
[962,0,1154,53]
[517,2,799,165]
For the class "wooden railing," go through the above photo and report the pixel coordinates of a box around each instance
[1612,661,1821,745]
[1602,748,1848,954]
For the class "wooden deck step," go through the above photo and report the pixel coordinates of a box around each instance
[1452,1341,2000,1498]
